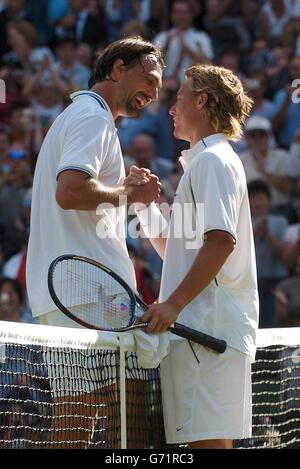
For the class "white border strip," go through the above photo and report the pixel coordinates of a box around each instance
[1,322,300,350]
[256,328,300,347]
[0,321,135,351]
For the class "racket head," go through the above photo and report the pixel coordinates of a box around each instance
[48,255,138,331]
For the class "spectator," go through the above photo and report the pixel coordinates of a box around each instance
[272,55,300,148]
[218,46,245,80]
[261,0,293,46]
[76,41,93,69]
[244,70,276,120]
[281,188,300,275]
[122,18,150,40]
[105,0,152,43]
[26,80,64,136]
[203,0,250,59]
[130,133,174,181]
[0,62,23,125]
[0,277,25,322]
[245,39,277,75]
[284,129,300,193]
[0,148,31,231]
[54,0,106,49]
[155,0,213,83]
[264,45,291,100]
[3,20,55,79]
[240,116,294,216]
[3,225,28,295]
[240,0,264,42]
[53,35,91,90]
[0,0,28,60]
[8,102,43,171]
[280,4,300,52]
[274,276,300,326]
[248,179,288,328]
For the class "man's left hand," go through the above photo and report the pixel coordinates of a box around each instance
[141,300,181,333]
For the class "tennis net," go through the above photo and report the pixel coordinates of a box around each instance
[0,321,299,449]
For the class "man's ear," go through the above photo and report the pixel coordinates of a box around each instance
[196,91,209,111]
[111,58,125,82]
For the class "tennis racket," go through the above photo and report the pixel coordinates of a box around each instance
[48,255,227,354]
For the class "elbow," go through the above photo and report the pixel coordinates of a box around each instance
[56,188,74,210]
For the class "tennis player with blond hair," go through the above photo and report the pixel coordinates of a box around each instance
[142,64,259,449]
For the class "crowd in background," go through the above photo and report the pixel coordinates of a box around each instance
[0,0,300,329]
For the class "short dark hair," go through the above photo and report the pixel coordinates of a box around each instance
[247,179,271,199]
[89,36,164,87]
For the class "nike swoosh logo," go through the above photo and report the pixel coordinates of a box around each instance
[176,426,183,432]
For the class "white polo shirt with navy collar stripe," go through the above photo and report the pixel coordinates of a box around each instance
[159,133,259,359]
[27,90,136,317]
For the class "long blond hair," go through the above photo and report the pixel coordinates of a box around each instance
[185,65,253,141]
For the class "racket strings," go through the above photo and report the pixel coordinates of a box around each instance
[52,259,134,329]
[67,270,126,316]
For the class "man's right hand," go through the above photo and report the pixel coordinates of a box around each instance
[124,166,151,186]
[125,173,161,206]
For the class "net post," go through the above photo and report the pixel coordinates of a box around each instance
[119,334,127,449]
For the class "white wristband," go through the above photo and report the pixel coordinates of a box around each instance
[135,202,168,238]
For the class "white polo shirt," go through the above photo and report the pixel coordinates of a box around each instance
[159,134,259,359]
[26,91,136,317]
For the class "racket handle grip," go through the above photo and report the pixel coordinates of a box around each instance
[171,323,227,354]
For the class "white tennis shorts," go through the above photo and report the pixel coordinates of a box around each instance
[160,339,252,444]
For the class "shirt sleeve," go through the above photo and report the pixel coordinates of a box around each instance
[56,114,111,180]
[190,154,239,242]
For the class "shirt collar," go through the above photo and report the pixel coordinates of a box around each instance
[70,90,114,123]
[179,133,227,170]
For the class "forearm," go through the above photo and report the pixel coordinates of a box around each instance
[167,237,234,311]
[135,203,168,259]
[56,171,160,211]
[56,176,128,210]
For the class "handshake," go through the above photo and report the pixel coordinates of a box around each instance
[124,165,161,207]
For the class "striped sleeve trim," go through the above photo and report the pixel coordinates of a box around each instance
[56,165,96,180]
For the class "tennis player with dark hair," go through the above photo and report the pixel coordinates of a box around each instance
[26,37,164,448]
[142,64,259,449]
